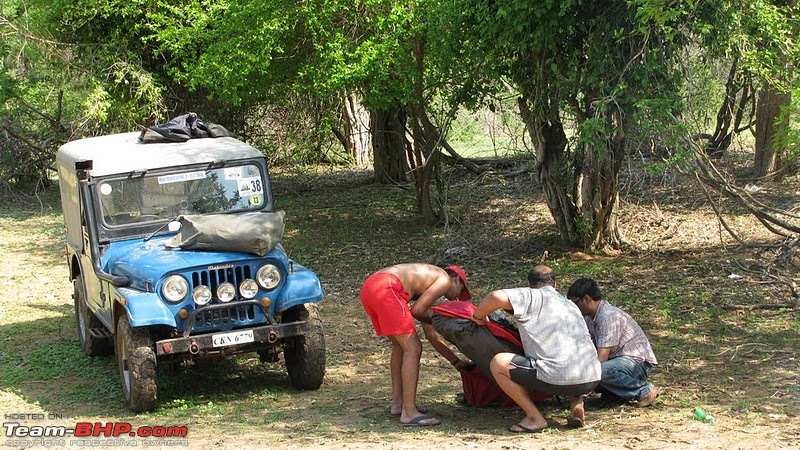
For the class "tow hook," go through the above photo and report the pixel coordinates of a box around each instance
[267,331,278,343]
[188,341,200,354]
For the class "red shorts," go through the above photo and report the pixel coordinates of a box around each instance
[359,272,415,336]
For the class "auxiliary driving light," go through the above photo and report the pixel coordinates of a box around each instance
[193,285,212,306]
[240,278,259,299]
[217,282,236,303]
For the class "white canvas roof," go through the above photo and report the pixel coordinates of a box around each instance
[56,132,264,177]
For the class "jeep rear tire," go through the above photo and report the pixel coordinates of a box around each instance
[283,304,326,390]
[115,314,158,412]
[74,277,113,356]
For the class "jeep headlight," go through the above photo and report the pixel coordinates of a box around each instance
[162,275,189,303]
[217,282,236,303]
[239,279,258,299]
[256,264,281,290]
[193,285,212,306]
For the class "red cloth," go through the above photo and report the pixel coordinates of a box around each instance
[359,272,415,336]
[432,301,551,407]
[433,300,520,345]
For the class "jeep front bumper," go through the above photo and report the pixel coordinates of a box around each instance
[154,320,308,357]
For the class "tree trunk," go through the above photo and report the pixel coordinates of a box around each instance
[754,0,796,180]
[335,92,371,166]
[370,107,408,184]
[408,37,442,225]
[518,94,625,251]
[577,109,624,249]
[705,57,755,159]
[408,109,441,224]
[518,96,580,244]
[754,84,790,180]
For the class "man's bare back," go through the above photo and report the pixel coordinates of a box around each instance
[379,263,449,300]
[378,263,462,323]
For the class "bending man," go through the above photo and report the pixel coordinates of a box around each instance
[360,263,471,427]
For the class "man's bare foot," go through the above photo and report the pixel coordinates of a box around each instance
[567,404,585,427]
[390,405,427,416]
[508,422,545,433]
[636,386,661,407]
[509,417,547,433]
[567,396,585,428]
[566,415,584,428]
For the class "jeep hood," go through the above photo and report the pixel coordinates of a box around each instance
[101,237,289,291]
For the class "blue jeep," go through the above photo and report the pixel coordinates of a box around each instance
[56,132,326,411]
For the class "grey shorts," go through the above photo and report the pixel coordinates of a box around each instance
[508,354,599,397]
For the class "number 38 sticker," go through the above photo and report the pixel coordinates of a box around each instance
[238,177,263,196]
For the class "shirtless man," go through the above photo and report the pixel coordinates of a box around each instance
[360,263,471,427]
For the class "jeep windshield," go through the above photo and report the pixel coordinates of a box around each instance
[98,163,266,227]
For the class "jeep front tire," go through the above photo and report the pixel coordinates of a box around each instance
[283,304,326,390]
[115,314,158,412]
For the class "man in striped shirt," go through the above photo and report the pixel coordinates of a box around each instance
[567,277,660,407]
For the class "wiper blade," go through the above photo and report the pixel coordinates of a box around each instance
[143,217,181,242]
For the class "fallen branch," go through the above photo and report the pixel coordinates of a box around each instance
[722,303,796,310]
[439,140,491,174]
[671,116,800,309]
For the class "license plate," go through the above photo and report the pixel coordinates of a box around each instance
[211,329,255,348]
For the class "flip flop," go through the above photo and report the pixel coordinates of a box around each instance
[390,407,428,417]
[399,414,441,427]
[508,423,545,433]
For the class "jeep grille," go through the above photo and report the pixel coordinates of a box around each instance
[188,264,266,332]
[195,304,256,328]
[191,265,254,293]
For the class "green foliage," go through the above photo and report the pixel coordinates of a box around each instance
[2,0,797,191]
[692,1,799,92]
[36,0,167,126]
[1,0,169,188]
[427,0,698,248]
[448,110,482,143]
[575,118,608,157]
[146,0,419,110]
[773,89,800,162]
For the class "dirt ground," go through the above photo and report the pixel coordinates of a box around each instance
[1,162,799,450]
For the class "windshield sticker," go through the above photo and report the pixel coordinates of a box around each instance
[99,183,113,195]
[157,171,205,185]
[224,167,243,180]
[238,177,264,196]
[249,194,263,206]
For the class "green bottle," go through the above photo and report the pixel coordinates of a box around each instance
[693,407,715,424]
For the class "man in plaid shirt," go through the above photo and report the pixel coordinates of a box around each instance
[568,277,660,407]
